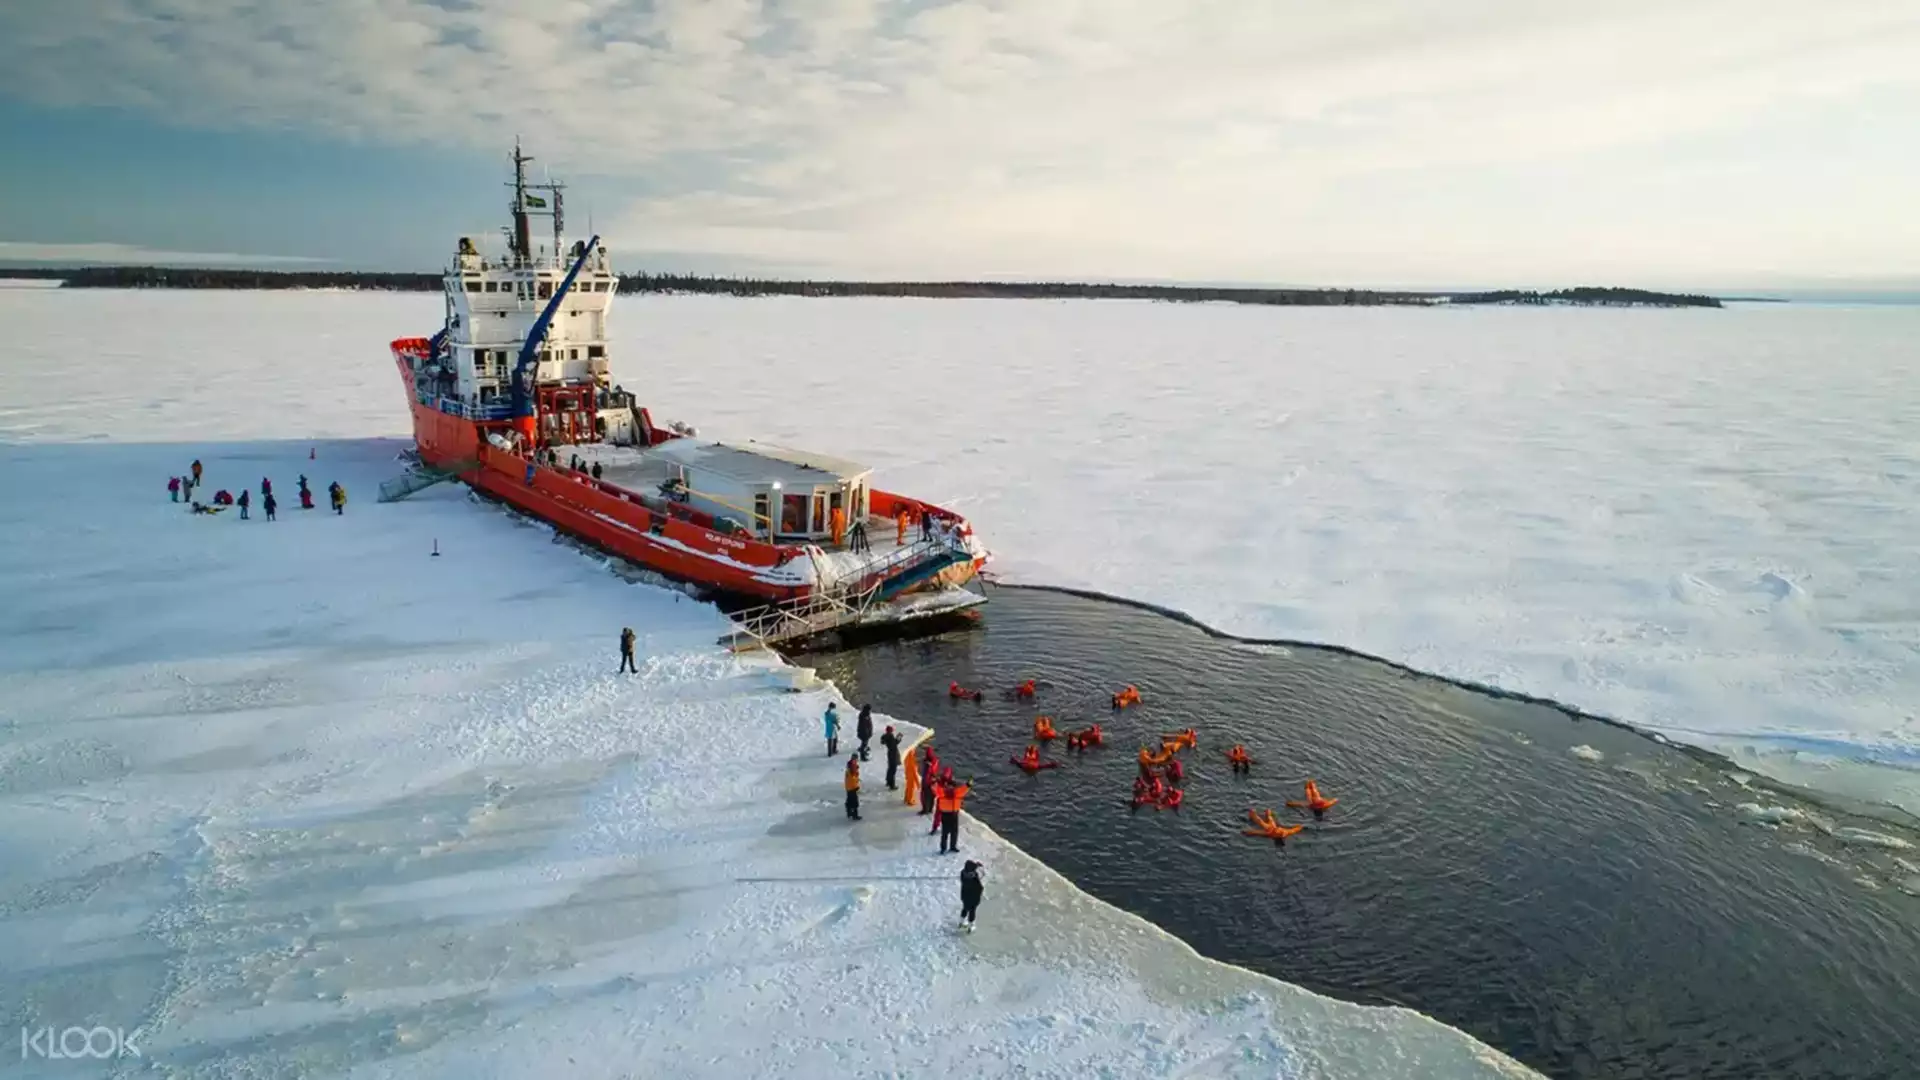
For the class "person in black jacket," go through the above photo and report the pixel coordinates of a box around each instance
[619,627,637,673]
[856,704,874,761]
[879,725,903,790]
[959,860,984,932]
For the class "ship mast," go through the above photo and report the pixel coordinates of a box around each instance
[505,139,567,264]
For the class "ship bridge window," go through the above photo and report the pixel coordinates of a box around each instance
[464,280,480,292]
[484,281,498,293]
[569,348,578,360]
[588,345,604,358]
[538,281,553,299]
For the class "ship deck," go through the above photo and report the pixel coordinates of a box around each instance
[566,443,935,581]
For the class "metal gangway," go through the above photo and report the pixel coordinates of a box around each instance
[719,582,885,653]
[718,533,981,652]
[378,459,477,503]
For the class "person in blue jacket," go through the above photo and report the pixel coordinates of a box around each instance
[824,702,841,757]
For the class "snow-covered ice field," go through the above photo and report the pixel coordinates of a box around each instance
[0,292,1535,1075]
[11,288,1914,811]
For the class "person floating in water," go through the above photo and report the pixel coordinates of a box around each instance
[1032,716,1057,742]
[1286,779,1338,818]
[1111,685,1142,709]
[1226,745,1254,773]
[948,681,982,701]
[1244,808,1304,843]
[1012,679,1036,699]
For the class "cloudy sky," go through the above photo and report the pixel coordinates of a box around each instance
[2,0,1916,287]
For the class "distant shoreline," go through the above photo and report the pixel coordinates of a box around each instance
[0,265,1726,308]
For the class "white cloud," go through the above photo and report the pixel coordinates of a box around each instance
[0,241,326,266]
[3,0,1917,283]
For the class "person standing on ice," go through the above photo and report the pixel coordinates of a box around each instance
[261,477,272,498]
[919,748,940,816]
[168,476,180,502]
[880,725,903,790]
[238,489,250,520]
[328,481,346,515]
[937,770,972,854]
[190,459,202,486]
[844,755,862,820]
[263,490,277,522]
[958,860,984,931]
[824,702,842,757]
[619,627,637,673]
[856,704,874,762]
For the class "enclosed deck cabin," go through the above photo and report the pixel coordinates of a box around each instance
[600,438,874,543]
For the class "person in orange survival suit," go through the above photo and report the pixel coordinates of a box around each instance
[843,755,862,821]
[937,768,972,854]
[1286,779,1338,817]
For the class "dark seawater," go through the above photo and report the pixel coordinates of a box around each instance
[810,586,1920,1080]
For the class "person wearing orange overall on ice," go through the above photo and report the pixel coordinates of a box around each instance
[1286,779,1339,818]
[843,755,862,820]
[937,770,972,854]
[919,748,940,817]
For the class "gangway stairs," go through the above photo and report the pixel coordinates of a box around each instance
[378,459,477,503]
[719,585,883,653]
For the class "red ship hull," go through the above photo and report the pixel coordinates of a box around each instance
[393,338,981,604]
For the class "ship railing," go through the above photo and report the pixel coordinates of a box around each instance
[721,582,883,652]
[428,395,517,421]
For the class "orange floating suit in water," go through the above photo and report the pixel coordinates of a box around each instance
[1033,716,1058,741]
[1285,779,1338,815]
[1111,685,1143,709]
[1226,745,1254,770]
[1244,808,1304,842]
[1014,679,1037,699]
[1138,746,1174,768]
[1160,728,1197,751]
[949,681,982,701]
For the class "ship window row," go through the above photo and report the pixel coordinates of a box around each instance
[461,279,615,297]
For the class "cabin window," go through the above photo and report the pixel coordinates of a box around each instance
[588,345,605,358]
[569,348,578,360]
[811,493,826,535]
[753,493,771,535]
[781,494,806,535]
[538,281,553,299]
[484,281,498,293]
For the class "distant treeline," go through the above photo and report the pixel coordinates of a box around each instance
[1445,286,1722,308]
[1,266,1722,308]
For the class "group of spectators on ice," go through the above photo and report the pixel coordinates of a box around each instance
[168,457,345,519]
[826,701,986,931]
